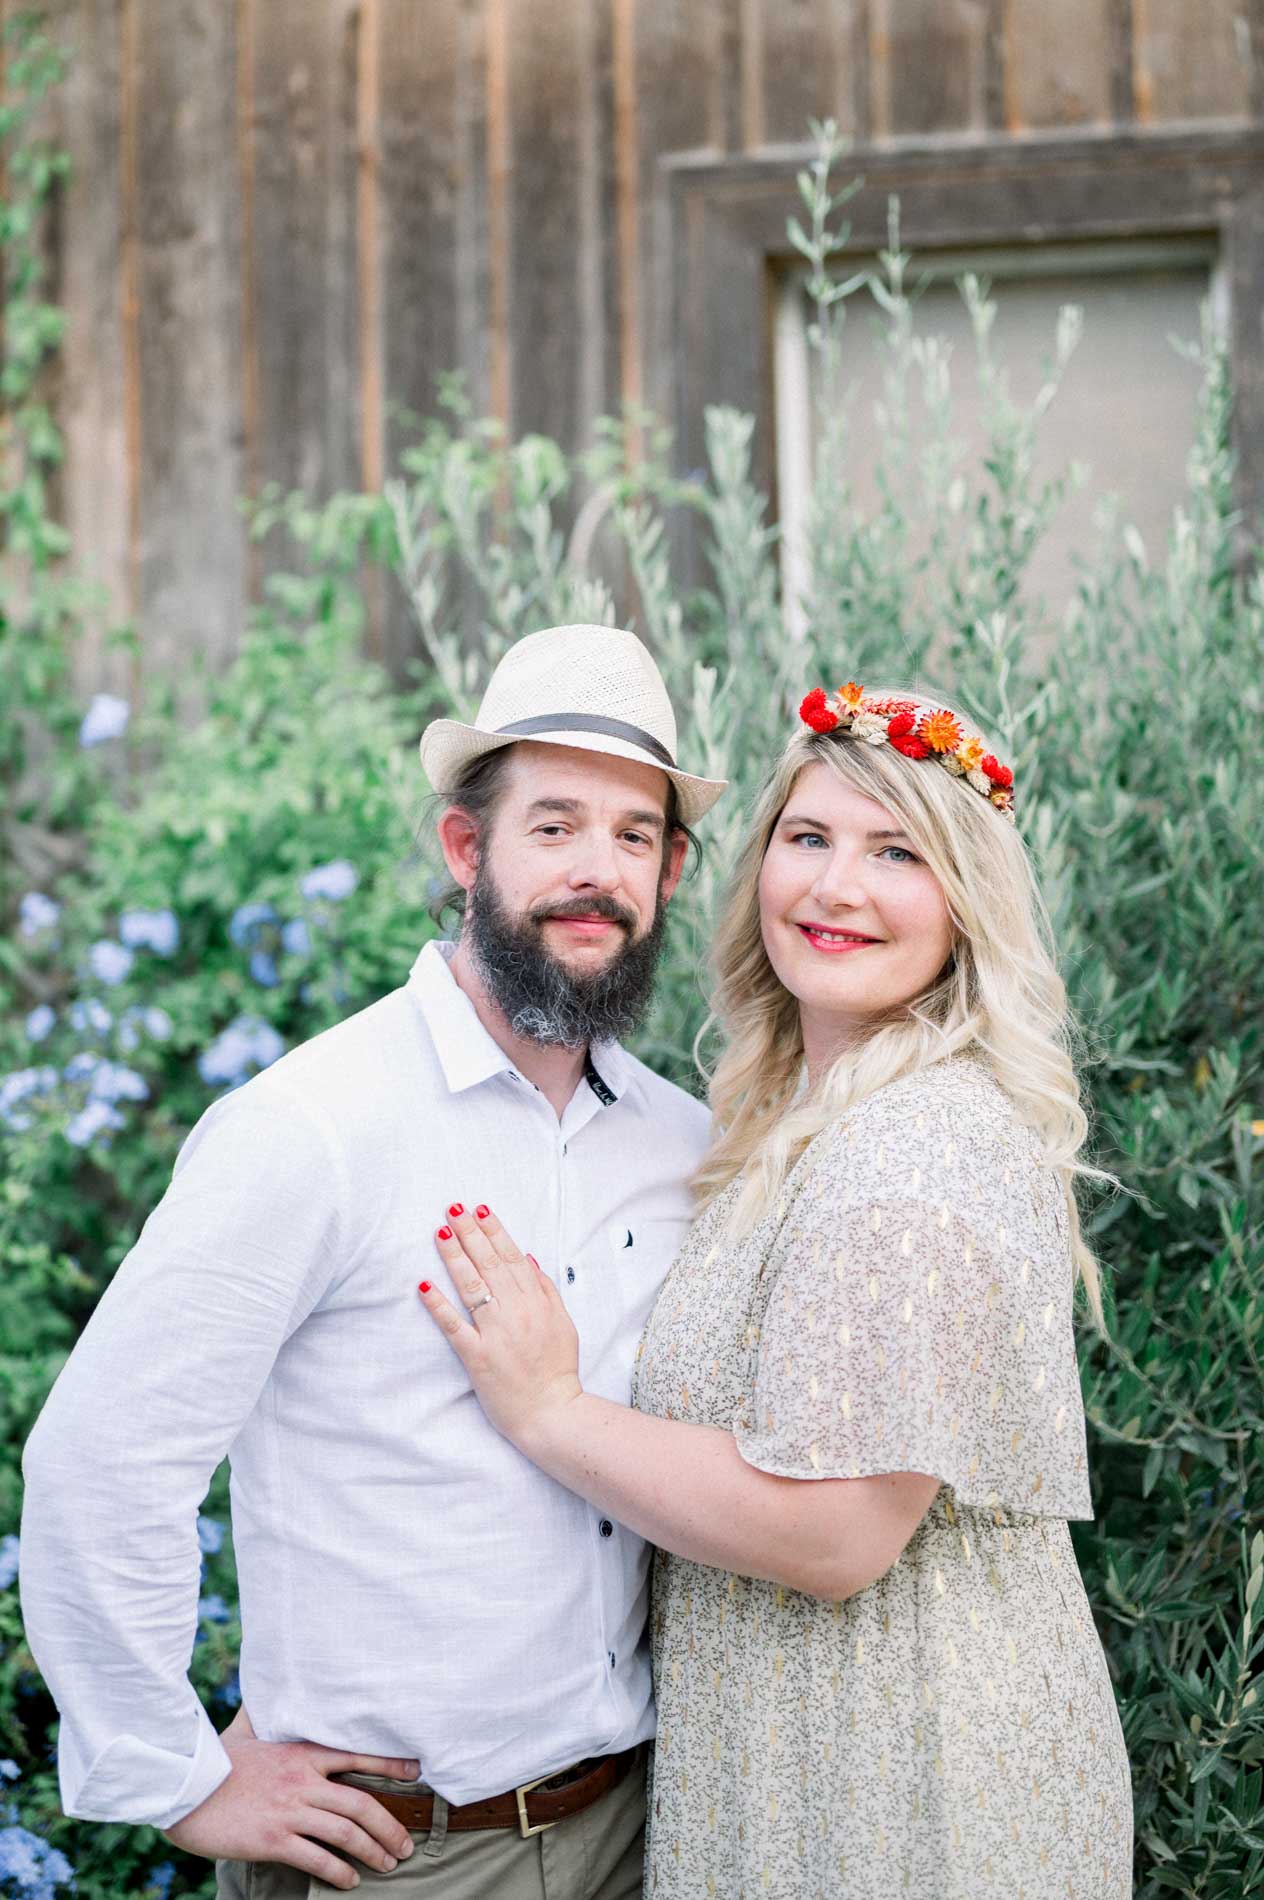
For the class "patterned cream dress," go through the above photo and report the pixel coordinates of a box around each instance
[632,1055,1133,1899]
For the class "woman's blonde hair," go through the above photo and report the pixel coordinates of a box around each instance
[696,697,1108,1328]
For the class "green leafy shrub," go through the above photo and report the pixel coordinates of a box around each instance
[1,47,1260,1900]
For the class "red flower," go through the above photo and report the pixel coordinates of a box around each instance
[800,688,839,733]
[981,754,1014,788]
[890,734,931,759]
[886,711,917,739]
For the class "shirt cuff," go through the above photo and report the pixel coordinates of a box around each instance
[64,1702,233,1829]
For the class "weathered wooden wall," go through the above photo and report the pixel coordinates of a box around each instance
[23,0,1264,686]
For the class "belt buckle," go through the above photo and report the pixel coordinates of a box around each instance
[514,1771,560,1839]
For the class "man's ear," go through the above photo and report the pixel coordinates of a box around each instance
[659,827,690,905]
[437,806,481,894]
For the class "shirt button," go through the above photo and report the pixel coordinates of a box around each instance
[566,1266,576,1284]
[609,1652,616,1669]
[599,1519,613,1538]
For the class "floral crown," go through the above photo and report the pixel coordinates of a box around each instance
[799,683,1016,818]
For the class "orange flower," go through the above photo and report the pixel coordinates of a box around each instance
[918,708,964,754]
[957,735,985,770]
[837,680,865,711]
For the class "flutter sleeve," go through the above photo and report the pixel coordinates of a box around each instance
[734,1072,1093,1519]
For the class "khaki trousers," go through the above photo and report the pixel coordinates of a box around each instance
[215,1757,646,1900]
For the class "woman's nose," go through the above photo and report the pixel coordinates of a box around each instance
[810,852,866,908]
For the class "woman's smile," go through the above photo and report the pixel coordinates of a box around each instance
[794,923,883,952]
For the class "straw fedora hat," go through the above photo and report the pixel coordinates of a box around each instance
[419,624,728,825]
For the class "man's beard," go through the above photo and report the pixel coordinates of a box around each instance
[464,868,668,1049]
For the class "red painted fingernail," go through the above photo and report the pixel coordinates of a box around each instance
[418,1281,431,1294]
[448,1203,464,1218]
[437,1226,453,1241]
[527,1253,540,1269]
[475,1205,490,1220]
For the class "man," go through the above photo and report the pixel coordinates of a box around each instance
[21,624,726,1899]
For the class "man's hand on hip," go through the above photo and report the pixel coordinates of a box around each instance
[163,1727,421,1890]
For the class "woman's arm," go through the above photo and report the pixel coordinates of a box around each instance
[522,1393,938,1601]
[418,1207,939,1601]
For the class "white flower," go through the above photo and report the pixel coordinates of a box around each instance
[849,711,889,746]
[967,767,993,796]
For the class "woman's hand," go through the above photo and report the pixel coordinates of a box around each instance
[418,1203,582,1453]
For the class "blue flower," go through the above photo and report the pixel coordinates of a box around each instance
[198,1593,230,1625]
[280,917,311,957]
[119,908,180,956]
[0,1823,74,1895]
[300,860,358,903]
[0,1071,57,1131]
[79,692,130,747]
[87,940,134,987]
[229,902,278,948]
[198,1016,286,1088]
[196,1515,224,1555]
[119,1005,173,1051]
[68,998,112,1037]
[146,1863,175,1899]
[86,1062,148,1105]
[0,1762,18,1782]
[250,950,280,989]
[216,1670,242,1710]
[23,1006,55,1044]
[18,893,59,937]
[65,1100,125,1148]
[0,1536,18,1590]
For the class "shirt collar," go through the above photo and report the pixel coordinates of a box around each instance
[407,940,632,1105]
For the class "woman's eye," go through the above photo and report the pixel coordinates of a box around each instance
[877,845,919,864]
[790,831,828,849]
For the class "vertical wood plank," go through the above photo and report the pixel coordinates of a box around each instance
[1004,0,1113,129]
[612,0,642,444]
[133,0,245,679]
[883,0,991,134]
[758,0,858,146]
[485,0,512,437]
[714,0,744,151]
[52,0,133,691]
[1136,0,1250,122]
[249,0,360,501]
[376,0,464,673]
[504,0,587,443]
[635,0,729,432]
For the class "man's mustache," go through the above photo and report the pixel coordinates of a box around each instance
[528,896,637,932]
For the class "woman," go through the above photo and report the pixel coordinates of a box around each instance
[419,681,1134,1897]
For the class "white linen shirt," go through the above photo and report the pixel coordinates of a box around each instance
[20,941,710,1827]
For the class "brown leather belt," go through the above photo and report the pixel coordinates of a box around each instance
[359,1744,644,1839]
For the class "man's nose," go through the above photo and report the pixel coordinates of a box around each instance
[567,835,622,893]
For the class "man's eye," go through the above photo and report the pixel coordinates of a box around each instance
[623,833,652,848]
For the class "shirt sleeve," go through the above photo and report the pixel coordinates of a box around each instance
[20,1077,350,1827]
[734,1105,1093,1520]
